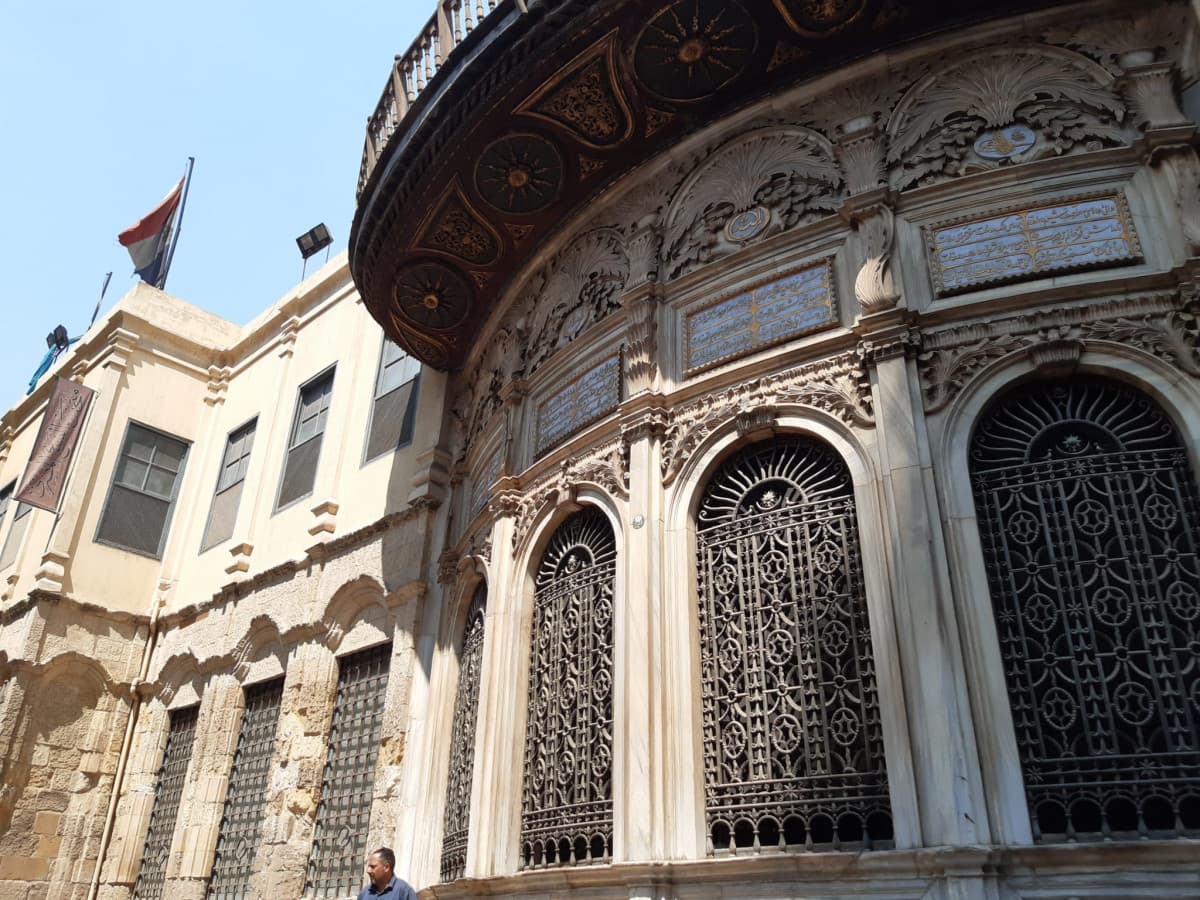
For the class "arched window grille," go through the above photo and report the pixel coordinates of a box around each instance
[970,378,1200,841]
[440,583,487,882]
[520,508,615,868]
[695,437,892,854]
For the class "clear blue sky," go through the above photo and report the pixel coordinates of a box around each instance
[0,1,429,409]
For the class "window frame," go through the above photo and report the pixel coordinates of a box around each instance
[362,338,421,466]
[274,365,336,514]
[94,420,191,560]
[0,482,30,572]
[199,415,258,554]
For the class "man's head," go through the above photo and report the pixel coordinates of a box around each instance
[366,847,395,889]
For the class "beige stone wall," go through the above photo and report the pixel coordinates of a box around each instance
[0,598,144,900]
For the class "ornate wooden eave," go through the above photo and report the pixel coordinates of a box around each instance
[351,0,1075,371]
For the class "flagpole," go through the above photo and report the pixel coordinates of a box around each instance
[90,272,113,329]
[159,157,195,291]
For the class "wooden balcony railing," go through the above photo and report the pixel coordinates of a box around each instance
[358,0,504,195]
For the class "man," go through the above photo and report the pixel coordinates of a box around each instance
[358,847,417,900]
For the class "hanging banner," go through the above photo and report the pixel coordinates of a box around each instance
[16,377,97,513]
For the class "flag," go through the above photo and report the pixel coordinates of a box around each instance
[118,178,184,287]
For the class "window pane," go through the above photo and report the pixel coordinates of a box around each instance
[0,503,31,570]
[127,433,156,463]
[0,481,14,532]
[145,466,176,499]
[365,377,419,462]
[152,437,187,473]
[116,457,150,490]
[291,373,334,448]
[277,437,321,509]
[97,485,171,557]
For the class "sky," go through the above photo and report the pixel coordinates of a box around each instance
[0,1,430,410]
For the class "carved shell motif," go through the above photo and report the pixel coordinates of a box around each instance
[887,45,1128,191]
[662,126,843,281]
[523,227,630,375]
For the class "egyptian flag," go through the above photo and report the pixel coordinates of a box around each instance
[118,178,183,288]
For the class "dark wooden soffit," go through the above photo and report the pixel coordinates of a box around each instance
[351,0,1069,371]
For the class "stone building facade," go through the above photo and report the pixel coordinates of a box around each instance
[5,0,1200,898]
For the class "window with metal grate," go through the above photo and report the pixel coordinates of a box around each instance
[305,643,392,897]
[0,496,31,571]
[364,338,420,463]
[201,418,257,552]
[96,422,189,558]
[133,706,199,900]
[277,368,334,511]
[206,677,284,900]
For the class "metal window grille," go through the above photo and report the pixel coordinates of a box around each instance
[306,643,392,897]
[440,584,487,882]
[133,706,199,900]
[695,438,892,854]
[96,422,189,558]
[206,678,285,900]
[971,378,1200,842]
[520,509,615,869]
[277,370,334,510]
[202,419,258,551]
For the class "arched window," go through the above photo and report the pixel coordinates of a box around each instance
[440,583,487,882]
[970,378,1200,841]
[521,508,615,868]
[695,437,892,853]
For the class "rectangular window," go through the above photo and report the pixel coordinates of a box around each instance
[133,705,199,900]
[0,496,31,571]
[305,643,392,898]
[206,678,284,900]
[96,423,189,559]
[364,339,420,463]
[0,481,13,531]
[200,418,257,552]
[276,368,334,511]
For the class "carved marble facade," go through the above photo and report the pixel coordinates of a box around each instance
[426,2,1200,897]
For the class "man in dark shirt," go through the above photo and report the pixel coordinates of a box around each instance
[357,847,417,900]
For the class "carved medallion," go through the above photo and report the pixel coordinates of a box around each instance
[393,261,473,331]
[973,124,1037,160]
[518,35,633,149]
[723,206,770,243]
[635,0,757,101]
[773,0,870,38]
[475,133,564,215]
[415,186,501,265]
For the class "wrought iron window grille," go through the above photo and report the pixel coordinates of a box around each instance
[207,678,285,900]
[971,378,1200,842]
[305,643,392,896]
[520,508,615,868]
[440,583,487,882]
[132,706,199,900]
[695,438,893,854]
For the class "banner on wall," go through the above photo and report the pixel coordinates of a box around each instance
[16,377,97,513]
